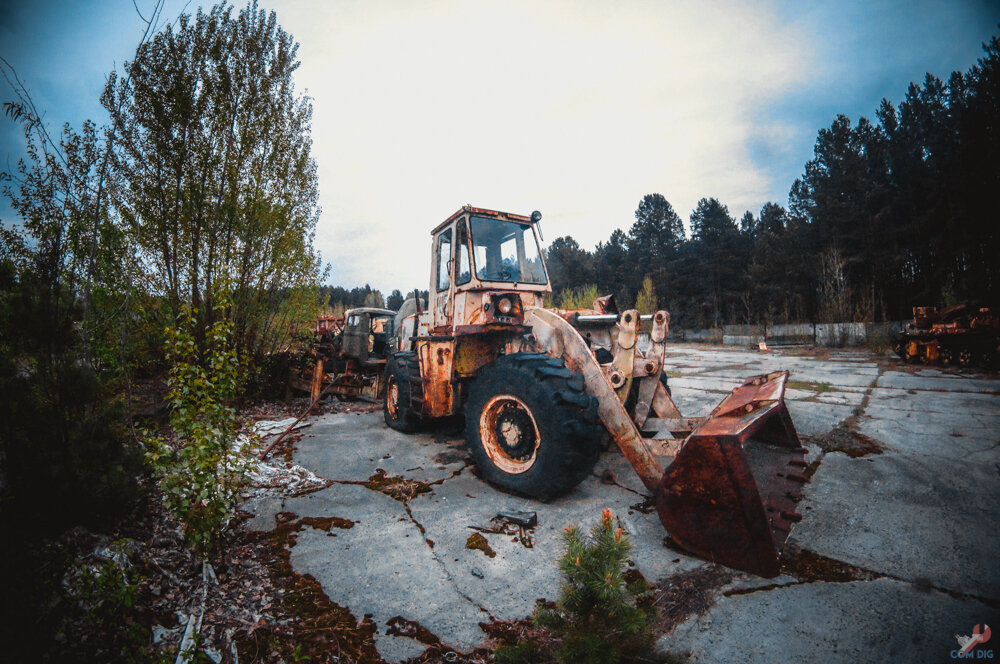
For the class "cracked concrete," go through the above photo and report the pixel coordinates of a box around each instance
[245,347,1000,662]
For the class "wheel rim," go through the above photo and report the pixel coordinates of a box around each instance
[387,379,400,419]
[479,394,541,474]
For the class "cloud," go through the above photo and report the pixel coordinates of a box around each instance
[266,0,814,292]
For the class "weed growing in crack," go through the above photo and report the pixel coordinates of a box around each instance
[496,508,664,664]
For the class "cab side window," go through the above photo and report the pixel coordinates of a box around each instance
[456,220,471,285]
[436,229,452,292]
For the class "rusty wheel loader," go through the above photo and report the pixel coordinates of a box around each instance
[384,206,808,577]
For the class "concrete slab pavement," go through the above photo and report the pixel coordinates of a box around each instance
[245,346,1000,662]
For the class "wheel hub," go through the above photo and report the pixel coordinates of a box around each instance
[479,395,541,473]
[495,407,537,459]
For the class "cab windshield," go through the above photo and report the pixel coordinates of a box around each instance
[469,216,547,285]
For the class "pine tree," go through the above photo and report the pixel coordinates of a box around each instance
[533,508,658,663]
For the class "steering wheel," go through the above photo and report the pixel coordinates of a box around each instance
[496,268,512,280]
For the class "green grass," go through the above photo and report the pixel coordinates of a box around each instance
[787,379,833,393]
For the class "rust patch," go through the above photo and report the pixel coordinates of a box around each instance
[654,565,733,634]
[811,426,883,458]
[363,469,433,502]
[466,532,497,558]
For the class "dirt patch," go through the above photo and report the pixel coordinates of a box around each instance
[363,468,434,502]
[235,510,384,663]
[779,547,881,583]
[386,615,442,645]
[466,532,497,558]
[654,565,734,634]
[433,449,469,465]
[298,515,356,532]
[810,425,883,458]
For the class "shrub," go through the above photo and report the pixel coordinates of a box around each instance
[145,293,255,557]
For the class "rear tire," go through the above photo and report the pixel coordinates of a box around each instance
[465,353,602,500]
[384,352,422,433]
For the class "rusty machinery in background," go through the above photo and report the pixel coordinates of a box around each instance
[892,304,999,368]
[382,205,810,578]
[291,307,399,403]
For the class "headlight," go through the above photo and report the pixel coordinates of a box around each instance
[498,298,513,314]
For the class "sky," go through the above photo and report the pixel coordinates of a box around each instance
[2,0,999,294]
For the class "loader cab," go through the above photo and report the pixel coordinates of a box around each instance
[429,206,551,331]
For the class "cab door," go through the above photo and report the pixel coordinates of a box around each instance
[431,226,454,329]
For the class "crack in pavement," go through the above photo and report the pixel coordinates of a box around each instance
[401,500,497,621]
[333,462,498,625]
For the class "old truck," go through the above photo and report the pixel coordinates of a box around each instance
[384,206,808,577]
[292,307,398,402]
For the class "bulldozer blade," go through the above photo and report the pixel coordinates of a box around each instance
[654,371,806,577]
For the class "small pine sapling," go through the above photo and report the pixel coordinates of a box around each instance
[534,508,658,663]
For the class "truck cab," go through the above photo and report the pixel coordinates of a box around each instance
[342,307,397,366]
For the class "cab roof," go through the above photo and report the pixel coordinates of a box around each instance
[431,205,535,235]
[344,307,397,317]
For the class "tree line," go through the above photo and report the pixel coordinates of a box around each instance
[545,36,999,328]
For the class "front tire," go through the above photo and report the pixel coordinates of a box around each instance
[384,352,422,433]
[465,353,602,500]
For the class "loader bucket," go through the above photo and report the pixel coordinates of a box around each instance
[654,371,806,577]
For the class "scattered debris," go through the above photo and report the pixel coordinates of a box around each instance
[253,418,311,437]
[629,497,657,514]
[496,510,537,529]
[246,456,330,496]
[469,511,538,548]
